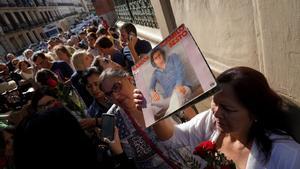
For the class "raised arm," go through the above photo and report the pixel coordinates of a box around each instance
[133,89,175,140]
[128,36,140,63]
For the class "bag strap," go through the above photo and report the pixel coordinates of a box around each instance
[122,108,180,169]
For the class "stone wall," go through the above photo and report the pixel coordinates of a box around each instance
[167,0,300,105]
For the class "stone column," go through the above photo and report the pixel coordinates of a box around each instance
[22,32,32,46]
[29,31,38,42]
[28,11,38,24]
[2,37,15,53]
[14,35,24,49]
[150,0,177,38]
[18,12,27,23]
[11,12,21,25]
[33,29,42,41]
[0,13,13,29]
[24,11,33,22]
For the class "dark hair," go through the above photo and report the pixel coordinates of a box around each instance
[18,60,31,70]
[108,27,117,32]
[150,47,166,67]
[79,31,86,35]
[92,58,104,74]
[81,67,101,86]
[14,107,98,169]
[97,27,108,35]
[0,127,15,156]
[31,86,59,112]
[87,32,97,40]
[217,66,288,162]
[95,36,113,49]
[35,69,58,86]
[32,51,46,62]
[87,26,98,33]
[120,22,137,35]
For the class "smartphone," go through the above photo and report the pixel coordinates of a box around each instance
[101,113,115,141]
[129,32,136,41]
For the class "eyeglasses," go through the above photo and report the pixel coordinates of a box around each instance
[103,81,122,97]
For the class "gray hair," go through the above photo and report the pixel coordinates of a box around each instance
[99,68,129,84]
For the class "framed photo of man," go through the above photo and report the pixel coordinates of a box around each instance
[132,24,219,127]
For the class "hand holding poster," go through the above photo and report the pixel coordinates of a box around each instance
[133,24,219,127]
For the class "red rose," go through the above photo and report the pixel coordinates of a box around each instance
[47,78,58,88]
[221,163,236,169]
[221,165,231,169]
[0,156,7,169]
[193,141,216,157]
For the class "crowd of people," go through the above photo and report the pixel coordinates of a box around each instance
[0,15,299,169]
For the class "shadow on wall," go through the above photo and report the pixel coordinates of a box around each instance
[282,96,300,143]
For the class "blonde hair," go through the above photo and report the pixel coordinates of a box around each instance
[53,45,72,58]
[71,50,92,71]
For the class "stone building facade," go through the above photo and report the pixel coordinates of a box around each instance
[0,0,86,59]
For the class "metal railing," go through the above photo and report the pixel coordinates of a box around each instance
[113,0,159,28]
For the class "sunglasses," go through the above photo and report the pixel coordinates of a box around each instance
[103,81,122,97]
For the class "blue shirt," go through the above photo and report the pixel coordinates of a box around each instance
[149,53,191,98]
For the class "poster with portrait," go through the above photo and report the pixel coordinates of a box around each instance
[132,24,219,127]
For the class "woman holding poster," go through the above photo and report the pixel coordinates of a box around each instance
[134,67,300,169]
[149,47,192,119]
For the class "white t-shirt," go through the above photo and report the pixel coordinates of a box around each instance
[21,71,34,80]
[164,109,300,169]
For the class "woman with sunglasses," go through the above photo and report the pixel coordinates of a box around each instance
[134,66,300,169]
[99,68,190,169]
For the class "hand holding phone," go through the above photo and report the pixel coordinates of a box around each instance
[129,32,136,41]
[101,113,115,142]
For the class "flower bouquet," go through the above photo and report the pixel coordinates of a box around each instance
[47,78,87,119]
[193,140,236,169]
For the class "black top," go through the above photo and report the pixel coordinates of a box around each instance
[71,71,94,107]
[51,61,74,82]
[14,107,98,169]
[134,39,152,56]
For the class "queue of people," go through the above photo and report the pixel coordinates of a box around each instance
[0,16,299,169]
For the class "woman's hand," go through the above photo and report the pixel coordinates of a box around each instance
[128,34,138,50]
[133,89,175,141]
[104,127,123,155]
[151,91,160,101]
[79,118,97,129]
[175,85,186,95]
[133,89,146,110]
